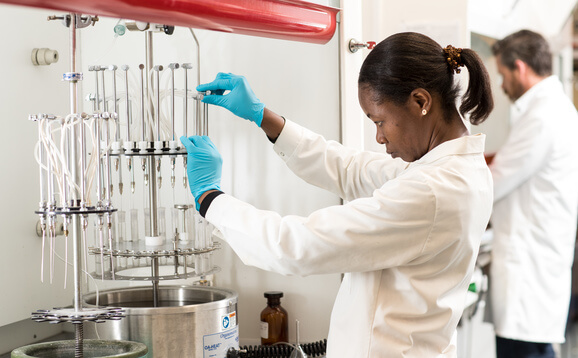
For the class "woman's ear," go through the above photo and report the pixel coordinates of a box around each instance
[410,88,432,114]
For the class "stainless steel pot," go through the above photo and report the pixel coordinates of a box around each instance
[11,339,148,358]
[83,286,238,358]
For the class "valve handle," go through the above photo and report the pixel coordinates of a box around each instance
[348,38,377,53]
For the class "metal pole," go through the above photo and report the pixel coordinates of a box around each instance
[145,32,158,238]
[152,257,159,307]
[145,31,160,305]
[122,65,131,142]
[69,13,82,312]
[69,13,84,358]
[145,32,154,141]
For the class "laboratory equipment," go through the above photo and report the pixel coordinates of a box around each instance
[24,13,149,358]
[290,320,307,358]
[23,12,230,358]
[83,286,238,358]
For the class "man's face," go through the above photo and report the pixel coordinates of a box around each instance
[495,55,525,102]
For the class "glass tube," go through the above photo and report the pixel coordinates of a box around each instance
[186,208,195,243]
[205,221,213,247]
[158,206,166,240]
[129,208,139,242]
[171,207,179,241]
[117,210,127,242]
[194,212,206,250]
[194,254,202,275]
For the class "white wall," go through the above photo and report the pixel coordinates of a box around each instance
[358,0,470,153]
[0,4,77,353]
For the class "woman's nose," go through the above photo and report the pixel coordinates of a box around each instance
[376,131,386,144]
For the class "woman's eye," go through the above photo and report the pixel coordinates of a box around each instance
[375,122,383,128]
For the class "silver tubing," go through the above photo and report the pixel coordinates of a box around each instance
[145,31,154,141]
[110,65,119,141]
[60,121,68,208]
[195,96,201,135]
[203,101,209,136]
[94,66,101,112]
[152,257,159,307]
[169,63,179,141]
[38,122,46,209]
[189,28,201,88]
[69,14,83,324]
[182,64,192,136]
[100,69,107,113]
[68,18,79,205]
[103,115,112,207]
[122,65,131,142]
[79,114,87,208]
[69,19,77,115]
[154,66,162,142]
[69,115,79,206]
[45,122,55,209]
[145,32,159,238]
[94,117,103,207]
[139,64,146,142]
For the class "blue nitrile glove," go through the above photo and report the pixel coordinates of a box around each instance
[180,135,222,211]
[197,72,265,127]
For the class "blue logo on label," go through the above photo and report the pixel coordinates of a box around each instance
[222,316,230,329]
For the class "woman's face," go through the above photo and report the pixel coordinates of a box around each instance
[358,86,428,162]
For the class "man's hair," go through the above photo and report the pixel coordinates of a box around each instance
[491,29,552,77]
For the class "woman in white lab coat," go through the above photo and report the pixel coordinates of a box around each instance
[180,32,494,357]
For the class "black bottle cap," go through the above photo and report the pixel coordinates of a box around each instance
[264,291,283,299]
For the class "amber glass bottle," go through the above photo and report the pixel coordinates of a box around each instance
[260,291,289,345]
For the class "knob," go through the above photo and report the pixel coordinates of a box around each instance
[348,39,377,53]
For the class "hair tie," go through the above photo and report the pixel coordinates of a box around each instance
[443,45,464,74]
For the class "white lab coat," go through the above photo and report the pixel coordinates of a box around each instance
[207,120,493,357]
[489,76,578,343]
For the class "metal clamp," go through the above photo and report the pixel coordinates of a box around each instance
[348,38,376,53]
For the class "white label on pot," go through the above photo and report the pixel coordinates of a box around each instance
[203,325,239,358]
[221,311,236,330]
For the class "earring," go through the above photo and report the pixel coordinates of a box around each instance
[422,109,427,116]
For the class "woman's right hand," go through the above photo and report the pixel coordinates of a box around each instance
[197,72,265,127]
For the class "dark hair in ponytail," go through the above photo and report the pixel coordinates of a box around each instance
[358,32,493,125]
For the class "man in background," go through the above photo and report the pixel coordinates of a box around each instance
[489,29,578,358]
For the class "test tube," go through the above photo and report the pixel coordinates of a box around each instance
[158,206,166,241]
[194,212,207,250]
[171,207,179,241]
[116,210,126,242]
[130,208,139,242]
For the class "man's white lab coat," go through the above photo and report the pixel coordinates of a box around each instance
[490,76,578,343]
[207,120,493,357]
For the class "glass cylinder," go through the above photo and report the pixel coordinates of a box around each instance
[194,212,207,250]
[158,206,166,240]
[129,208,139,242]
[117,210,127,242]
